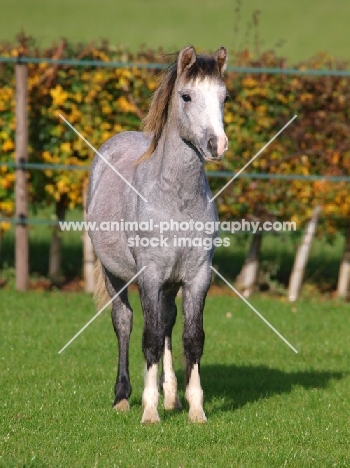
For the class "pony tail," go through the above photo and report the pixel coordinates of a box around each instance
[94,258,111,310]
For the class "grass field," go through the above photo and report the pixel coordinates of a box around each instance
[1,289,349,467]
[1,0,350,64]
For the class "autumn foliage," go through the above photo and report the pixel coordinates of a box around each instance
[0,36,349,235]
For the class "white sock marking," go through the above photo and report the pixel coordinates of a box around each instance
[142,363,160,422]
[163,338,181,409]
[185,364,206,422]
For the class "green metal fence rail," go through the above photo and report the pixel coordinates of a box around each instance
[1,161,349,226]
[2,161,350,181]
[1,55,350,76]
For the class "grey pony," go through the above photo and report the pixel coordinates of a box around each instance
[87,45,228,423]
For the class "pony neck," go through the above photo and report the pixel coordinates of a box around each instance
[145,126,211,213]
[155,124,206,184]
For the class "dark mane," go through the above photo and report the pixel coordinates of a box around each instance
[136,54,222,164]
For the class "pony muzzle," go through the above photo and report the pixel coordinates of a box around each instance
[207,133,228,159]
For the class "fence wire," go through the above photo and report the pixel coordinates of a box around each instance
[1,55,350,76]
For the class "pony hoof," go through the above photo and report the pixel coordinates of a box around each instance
[189,408,207,424]
[113,399,130,412]
[164,396,182,411]
[141,408,161,424]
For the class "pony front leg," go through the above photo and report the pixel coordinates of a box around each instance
[139,280,164,423]
[103,269,133,412]
[182,275,210,423]
[160,288,182,410]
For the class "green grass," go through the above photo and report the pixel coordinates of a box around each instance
[1,289,349,466]
[1,0,350,64]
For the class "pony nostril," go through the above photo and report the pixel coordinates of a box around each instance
[207,135,218,156]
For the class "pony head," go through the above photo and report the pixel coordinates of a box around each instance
[175,45,228,161]
[140,45,229,163]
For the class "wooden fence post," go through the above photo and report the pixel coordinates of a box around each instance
[337,226,350,299]
[288,206,322,301]
[15,62,29,291]
[236,232,262,297]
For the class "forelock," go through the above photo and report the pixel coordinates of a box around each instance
[182,55,222,83]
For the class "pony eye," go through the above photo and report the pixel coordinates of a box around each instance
[224,94,230,103]
[181,94,191,102]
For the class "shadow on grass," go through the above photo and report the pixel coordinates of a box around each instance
[200,364,345,413]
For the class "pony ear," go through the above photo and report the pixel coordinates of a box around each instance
[213,47,228,74]
[177,46,197,76]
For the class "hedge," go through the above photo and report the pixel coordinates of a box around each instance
[1,35,350,236]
